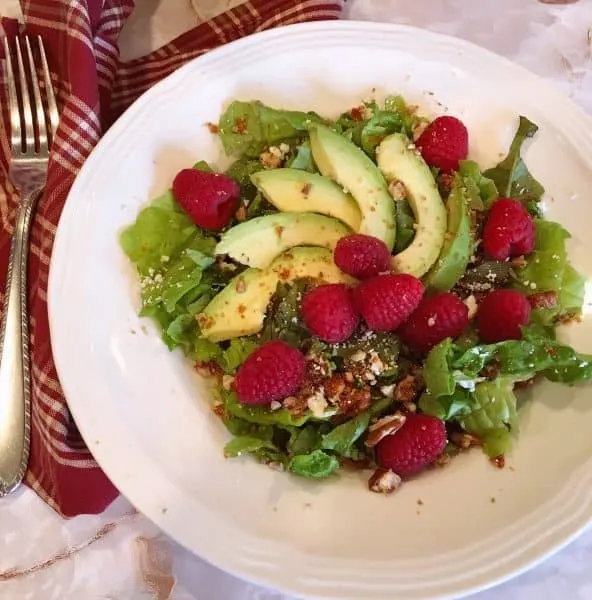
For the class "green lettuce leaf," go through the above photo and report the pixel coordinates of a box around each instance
[260,281,311,347]
[559,263,587,315]
[219,338,260,374]
[193,160,213,172]
[512,219,586,318]
[218,100,325,157]
[483,116,544,215]
[285,140,316,172]
[121,191,220,356]
[222,390,311,427]
[288,449,340,479]
[424,339,456,398]
[288,424,326,455]
[225,158,264,201]
[452,329,592,383]
[320,396,392,457]
[458,159,498,209]
[224,435,277,458]
[360,110,404,158]
[394,199,416,253]
[120,191,196,276]
[513,219,568,294]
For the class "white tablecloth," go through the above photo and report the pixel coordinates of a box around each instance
[2,1,592,599]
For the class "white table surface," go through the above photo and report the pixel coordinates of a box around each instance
[2,1,592,599]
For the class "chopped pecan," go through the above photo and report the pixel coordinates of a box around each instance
[221,375,235,391]
[324,373,347,402]
[388,180,407,201]
[394,374,423,403]
[510,255,528,269]
[528,291,558,310]
[235,204,247,222]
[368,468,402,494]
[259,150,283,170]
[365,413,406,448]
[206,122,219,134]
[491,455,505,469]
[232,117,247,134]
[437,173,453,196]
[282,394,309,417]
[338,387,372,418]
[195,360,224,381]
[349,105,366,121]
[340,456,371,471]
[450,432,482,449]
[434,452,452,468]
[515,377,535,389]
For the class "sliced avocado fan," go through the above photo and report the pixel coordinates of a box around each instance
[308,124,396,251]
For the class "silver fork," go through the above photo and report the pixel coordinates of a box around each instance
[0,35,59,496]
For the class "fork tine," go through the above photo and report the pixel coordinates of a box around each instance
[14,37,35,154]
[38,36,59,146]
[24,36,48,154]
[2,37,22,153]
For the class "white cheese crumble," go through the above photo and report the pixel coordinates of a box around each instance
[369,351,385,376]
[307,389,328,417]
[464,295,478,320]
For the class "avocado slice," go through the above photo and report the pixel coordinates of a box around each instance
[251,168,362,231]
[215,212,351,269]
[425,173,473,291]
[376,133,446,277]
[308,124,396,250]
[198,247,355,342]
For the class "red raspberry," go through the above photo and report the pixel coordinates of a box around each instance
[353,274,424,332]
[172,168,240,231]
[234,340,305,405]
[398,292,469,354]
[482,198,535,260]
[301,284,360,343]
[334,234,392,279]
[375,413,447,478]
[476,289,531,343]
[415,116,469,174]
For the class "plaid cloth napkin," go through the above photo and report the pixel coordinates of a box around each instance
[0,0,344,518]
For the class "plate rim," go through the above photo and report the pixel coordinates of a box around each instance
[48,19,592,600]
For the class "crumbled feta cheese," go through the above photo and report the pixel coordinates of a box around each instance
[307,389,328,417]
[270,400,282,411]
[368,351,385,376]
[464,295,478,320]
[427,317,436,327]
[350,350,367,362]
[161,255,170,263]
[380,384,396,398]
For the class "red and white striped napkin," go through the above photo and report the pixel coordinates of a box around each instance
[0,0,344,517]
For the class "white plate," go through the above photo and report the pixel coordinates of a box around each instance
[48,21,592,600]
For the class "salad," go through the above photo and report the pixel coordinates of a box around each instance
[121,94,591,494]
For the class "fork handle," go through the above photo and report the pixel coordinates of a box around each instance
[0,188,42,496]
